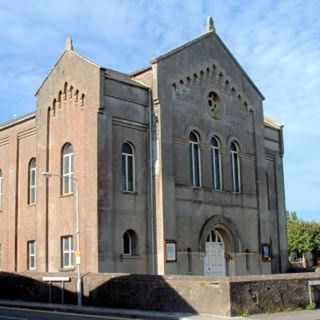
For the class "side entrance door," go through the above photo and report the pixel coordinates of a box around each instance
[204,230,226,276]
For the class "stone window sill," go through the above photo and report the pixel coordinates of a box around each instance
[121,191,137,195]
[120,254,140,261]
[59,266,75,272]
[60,193,74,199]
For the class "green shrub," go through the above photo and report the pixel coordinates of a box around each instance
[306,302,317,310]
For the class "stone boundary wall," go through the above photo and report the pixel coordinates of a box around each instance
[0,272,319,317]
[229,273,320,316]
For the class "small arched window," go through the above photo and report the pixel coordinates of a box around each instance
[75,90,79,103]
[58,91,62,107]
[122,143,135,192]
[0,170,3,210]
[211,137,222,190]
[69,86,73,98]
[189,131,201,187]
[28,158,36,204]
[230,141,241,193]
[80,93,85,107]
[122,230,138,256]
[62,143,74,194]
[63,82,68,100]
[52,99,56,117]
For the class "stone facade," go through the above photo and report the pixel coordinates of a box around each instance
[0,20,287,276]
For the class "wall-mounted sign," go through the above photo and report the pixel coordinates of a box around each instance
[261,243,271,261]
[165,240,177,262]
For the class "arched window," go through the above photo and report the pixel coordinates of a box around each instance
[0,170,3,210]
[189,131,201,187]
[230,141,241,193]
[122,230,138,256]
[62,144,74,194]
[122,143,135,192]
[211,137,222,190]
[28,158,36,204]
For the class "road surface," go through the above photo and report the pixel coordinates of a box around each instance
[0,306,138,320]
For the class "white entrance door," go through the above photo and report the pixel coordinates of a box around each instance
[204,230,226,276]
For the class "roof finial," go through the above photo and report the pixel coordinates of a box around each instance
[206,16,215,33]
[66,37,74,51]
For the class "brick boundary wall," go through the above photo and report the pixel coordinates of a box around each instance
[0,272,319,316]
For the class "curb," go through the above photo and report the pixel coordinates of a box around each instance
[0,300,203,320]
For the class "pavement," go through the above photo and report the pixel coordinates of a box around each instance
[0,300,320,320]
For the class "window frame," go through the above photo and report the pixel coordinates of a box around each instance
[230,141,241,193]
[62,144,74,195]
[122,230,138,256]
[121,143,135,193]
[122,231,132,256]
[28,158,37,204]
[27,240,36,270]
[189,131,201,187]
[211,137,222,190]
[61,235,74,268]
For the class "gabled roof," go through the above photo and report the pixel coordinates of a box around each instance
[130,66,152,77]
[151,30,264,100]
[0,112,35,131]
[35,42,103,97]
[105,68,149,89]
[264,116,283,130]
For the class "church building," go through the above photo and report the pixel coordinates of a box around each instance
[0,18,287,276]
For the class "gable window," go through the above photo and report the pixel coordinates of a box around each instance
[0,170,2,210]
[27,241,36,270]
[62,144,74,195]
[61,236,74,268]
[122,143,135,192]
[189,131,201,187]
[230,141,241,193]
[122,230,138,256]
[28,158,36,204]
[211,137,222,190]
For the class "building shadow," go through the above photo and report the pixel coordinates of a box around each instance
[0,272,197,315]
[0,272,77,305]
[84,274,197,314]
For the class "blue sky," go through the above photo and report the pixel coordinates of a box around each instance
[0,0,319,221]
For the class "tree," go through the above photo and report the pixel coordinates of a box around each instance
[287,211,320,266]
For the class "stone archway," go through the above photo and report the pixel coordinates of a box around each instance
[199,215,241,276]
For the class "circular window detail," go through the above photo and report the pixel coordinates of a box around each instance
[207,91,221,119]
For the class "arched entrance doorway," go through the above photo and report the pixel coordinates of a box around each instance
[204,229,226,276]
[199,215,241,276]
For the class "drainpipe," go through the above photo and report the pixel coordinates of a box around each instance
[148,88,155,274]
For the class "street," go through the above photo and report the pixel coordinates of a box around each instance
[1,304,320,320]
[0,307,138,320]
